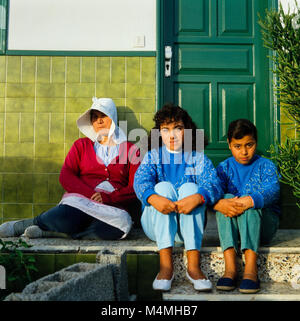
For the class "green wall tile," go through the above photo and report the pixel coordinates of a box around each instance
[141,57,156,84]
[34,158,63,173]
[111,57,125,83]
[5,113,19,143]
[21,56,36,83]
[48,174,64,202]
[2,158,34,173]
[81,57,95,83]
[66,98,90,113]
[36,83,65,98]
[126,57,141,84]
[7,56,21,83]
[0,56,6,83]
[140,113,155,132]
[33,204,54,217]
[137,254,161,301]
[33,254,55,279]
[6,84,35,98]
[66,57,80,83]
[126,254,138,295]
[5,143,34,158]
[6,98,35,113]
[3,174,17,203]
[126,112,140,133]
[20,113,34,143]
[66,83,95,98]
[35,113,49,143]
[126,98,155,113]
[96,83,125,98]
[96,57,110,83]
[36,98,65,113]
[0,112,3,143]
[0,98,4,113]
[3,204,33,219]
[49,113,64,143]
[33,174,49,203]
[51,57,66,83]
[55,254,76,271]
[65,113,80,142]
[0,174,2,202]
[35,143,64,158]
[0,83,5,97]
[36,57,50,83]
[75,254,97,264]
[17,174,33,202]
[126,84,155,99]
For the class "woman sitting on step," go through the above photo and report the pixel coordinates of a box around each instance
[213,119,280,294]
[0,97,140,240]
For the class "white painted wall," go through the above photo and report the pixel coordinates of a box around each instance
[280,0,300,13]
[7,0,299,52]
[8,0,156,51]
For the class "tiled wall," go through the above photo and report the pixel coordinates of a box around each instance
[0,56,156,223]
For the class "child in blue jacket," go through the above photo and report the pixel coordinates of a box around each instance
[134,104,222,292]
[213,119,280,294]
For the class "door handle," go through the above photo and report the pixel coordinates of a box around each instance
[165,46,172,77]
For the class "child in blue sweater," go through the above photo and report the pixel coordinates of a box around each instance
[134,104,222,292]
[213,119,280,293]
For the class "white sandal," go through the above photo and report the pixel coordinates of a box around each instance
[152,273,175,291]
[186,271,212,291]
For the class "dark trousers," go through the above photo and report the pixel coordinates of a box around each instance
[33,204,125,240]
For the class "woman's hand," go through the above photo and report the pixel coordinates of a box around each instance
[213,197,246,217]
[91,192,103,203]
[174,194,204,214]
[147,194,177,214]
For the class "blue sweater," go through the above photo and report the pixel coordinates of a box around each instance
[216,155,280,214]
[133,146,223,208]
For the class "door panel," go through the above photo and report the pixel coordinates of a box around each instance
[161,0,275,165]
[218,0,253,37]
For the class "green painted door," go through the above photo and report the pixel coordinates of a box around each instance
[160,0,278,165]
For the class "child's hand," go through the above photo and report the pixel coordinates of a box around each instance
[213,198,245,217]
[234,196,254,211]
[91,192,103,203]
[147,194,177,214]
[174,194,204,215]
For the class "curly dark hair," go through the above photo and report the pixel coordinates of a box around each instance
[147,103,207,151]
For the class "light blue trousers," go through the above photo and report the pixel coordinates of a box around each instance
[141,181,206,251]
[216,194,280,253]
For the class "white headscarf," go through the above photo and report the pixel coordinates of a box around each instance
[77,97,127,144]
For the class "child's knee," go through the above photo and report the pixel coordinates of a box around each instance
[224,193,235,199]
[178,182,198,199]
[154,181,177,199]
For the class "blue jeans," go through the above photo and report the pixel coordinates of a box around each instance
[33,204,125,240]
[215,194,280,253]
[141,182,206,251]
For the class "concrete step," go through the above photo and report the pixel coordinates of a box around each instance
[163,279,300,301]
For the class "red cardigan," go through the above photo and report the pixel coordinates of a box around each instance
[59,138,140,211]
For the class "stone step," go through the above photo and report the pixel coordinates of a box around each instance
[171,229,300,284]
[163,279,300,301]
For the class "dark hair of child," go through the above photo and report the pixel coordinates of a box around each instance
[148,102,208,151]
[227,119,258,143]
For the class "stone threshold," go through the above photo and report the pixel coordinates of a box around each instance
[163,280,300,301]
[1,229,300,254]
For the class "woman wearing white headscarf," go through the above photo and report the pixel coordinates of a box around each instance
[0,98,141,240]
